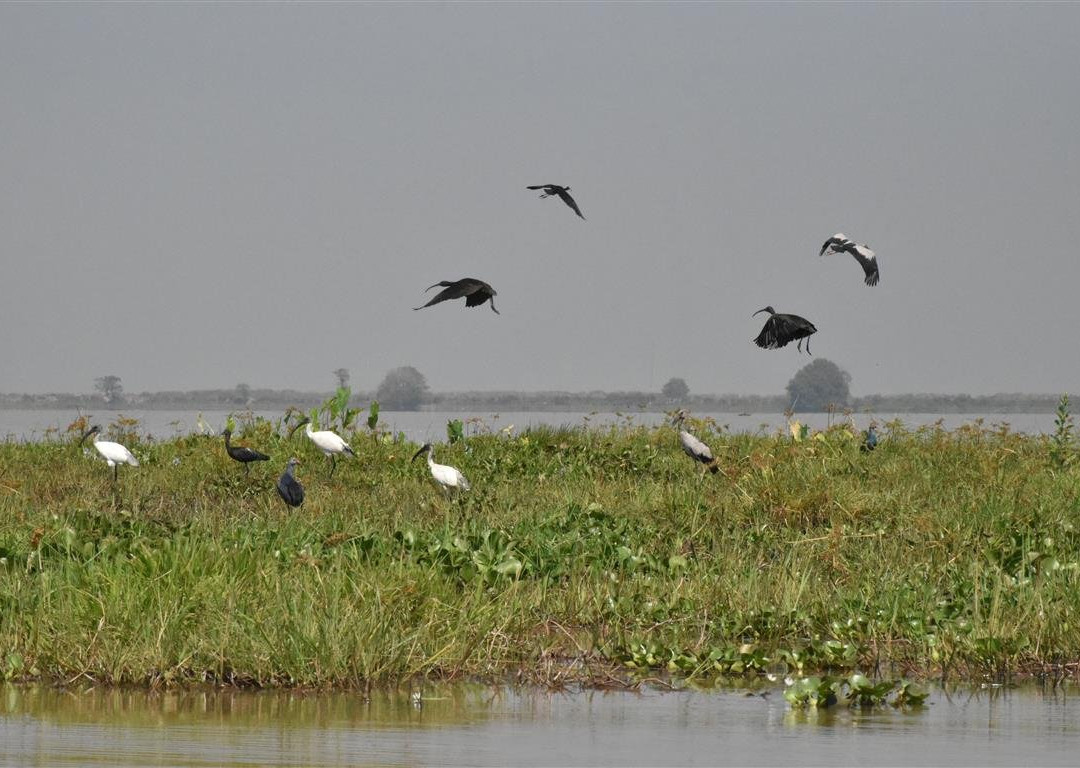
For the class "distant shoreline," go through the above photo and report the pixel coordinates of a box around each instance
[0,389,1067,414]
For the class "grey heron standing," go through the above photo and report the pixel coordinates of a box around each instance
[752,306,818,354]
[276,457,305,507]
[526,184,585,220]
[79,425,139,481]
[672,410,720,475]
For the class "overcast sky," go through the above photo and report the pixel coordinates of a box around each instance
[2,2,1078,397]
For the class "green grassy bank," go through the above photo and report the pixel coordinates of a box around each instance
[1,414,1079,689]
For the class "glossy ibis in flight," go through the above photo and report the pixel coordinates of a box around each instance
[820,233,879,286]
[413,278,499,314]
[412,442,470,497]
[222,428,269,473]
[526,184,585,220]
[672,410,720,475]
[276,457,305,507]
[752,306,818,354]
[79,425,139,481]
[288,417,354,478]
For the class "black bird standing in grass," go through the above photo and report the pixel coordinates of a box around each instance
[752,306,818,354]
[820,232,880,286]
[276,457,304,508]
[222,428,269,473]
[414,278,499,314]
[526,184,585,220]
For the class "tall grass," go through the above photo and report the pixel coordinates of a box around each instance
[1,414,1079,688]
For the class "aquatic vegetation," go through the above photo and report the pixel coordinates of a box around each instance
[0,413,1079,689]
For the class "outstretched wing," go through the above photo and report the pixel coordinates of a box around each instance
[414,280,467,310]
[849,243,879,286]
[526,185,552,190]
[819,233,848,257]
[556,189,585,219]
[753,316,788,349]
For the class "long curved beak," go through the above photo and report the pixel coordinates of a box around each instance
[411,446,427,462]
[78,428,95,446]
[287,420,307,439]
[752,307,770,317]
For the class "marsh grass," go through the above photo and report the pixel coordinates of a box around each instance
[1,414,1080,689]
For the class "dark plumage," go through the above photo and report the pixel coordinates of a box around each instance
[223,428,269,473]
[861,425,878,452]
[413,278,499,314]
[526,184,585,220]
[752,306,818,354]
[820,232,879,286]
[276,457,305,508]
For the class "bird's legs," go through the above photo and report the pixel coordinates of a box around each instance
[328,455,337,479]
[113,464,118,483]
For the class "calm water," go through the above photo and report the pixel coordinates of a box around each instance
[0,409,1058,445]
[1,682,1077,766]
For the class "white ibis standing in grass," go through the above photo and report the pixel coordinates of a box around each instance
[819,233,879,286]
[412,442,470,497]
[79,425,139,481]
[276,457,304,507]
[222,429,269,473]
[526,184,585,220]
[752,306,818,354]
[672,410,720,475]
[289,417,354,478]
[414,278,499,314]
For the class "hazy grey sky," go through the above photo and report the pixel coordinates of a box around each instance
[2,2,1079,397]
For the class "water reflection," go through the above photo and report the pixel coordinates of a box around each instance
[1,682,1077,767]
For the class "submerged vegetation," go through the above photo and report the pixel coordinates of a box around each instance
[1,410,1079,691]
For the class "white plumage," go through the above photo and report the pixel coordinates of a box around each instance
[672,411,720,475]
[80,425,139,480]
[819,232,880,286]
[412,443,470,495]
[289,417,355,477]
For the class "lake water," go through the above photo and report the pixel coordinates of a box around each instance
[1,682,1076,766]
[0,408,1059,445]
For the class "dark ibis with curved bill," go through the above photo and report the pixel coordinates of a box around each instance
[752,306,818,354]
[222,428,269,473]
[526,184,585,220]
[413,278,499,314]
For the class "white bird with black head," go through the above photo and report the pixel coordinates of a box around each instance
[79,424,139,481]
[672,410,720,476]
[288,416,354,478]
[412,442,470,497]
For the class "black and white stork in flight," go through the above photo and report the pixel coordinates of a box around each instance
[752,306,818,355]
[820,233,879,286]
[414,278,499,314]
[526,184,585,220]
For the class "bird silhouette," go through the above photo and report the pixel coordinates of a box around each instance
[276,457,305,507]
[526,184,585,220]
[820,233,879,286]
[413,278,499,314]
[222,428,269,473]
[752,306,818,354]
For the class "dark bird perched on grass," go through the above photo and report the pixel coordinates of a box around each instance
[672,410,720,475]
[820,232,879,286]
[222,428,269,473]
[413,278,499,314]
[752,306,818,354]
[276,457,304,508]
[526,184,585,220]
[861,424,878,452]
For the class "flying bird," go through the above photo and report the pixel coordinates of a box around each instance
[413,278,499,314]
[288,417,355,478]
[412,442,470,497]
[820,233,879,286]
[752,306,818,354]
[79,425,139,481]
[222,428,270,473]
[276,457,305,507]
[526,184,585,220]
[672,410,720,475]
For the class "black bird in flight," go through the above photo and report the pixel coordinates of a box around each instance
[527,184,585,220]
[752,306,818,354]
[414,278,499,314]
[222,428,269,473]
[276,457,305,508]
[820,232,879,286]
